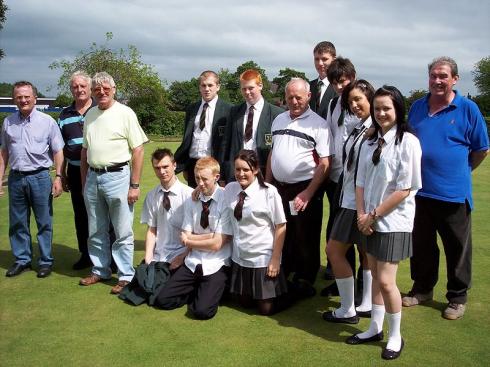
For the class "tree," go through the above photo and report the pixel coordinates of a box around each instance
[472,56,490,97]
[49,32,168,129]
[405,88,427,111]
[0,82,45,97]
[0,0,7,60]
[272,67,307,102]
[220,61,274,104]
[168,78,200,111]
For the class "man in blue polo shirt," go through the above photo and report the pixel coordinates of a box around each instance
[402,57,489,320]
[58,71,96,270]
[0,81,65,278]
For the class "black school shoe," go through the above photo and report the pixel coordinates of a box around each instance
[322,311,359,324]
[345,331,384,345]
[381,338,404,360]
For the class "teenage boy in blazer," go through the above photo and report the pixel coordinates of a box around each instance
[222,69,283,182]
[309,41,337,119]
[174,70,232,187]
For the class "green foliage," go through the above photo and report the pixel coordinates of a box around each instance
[168,78,200,111]
[405,88,427,111]
[272,67,308,102]
[0,82,45,97]
[49,32,167,108]
[0,0,7,60]
[472,94,490,117]
[53,94,72,108]
[472,56,490,97]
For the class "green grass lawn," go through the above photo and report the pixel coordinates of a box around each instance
[1,140,489,366]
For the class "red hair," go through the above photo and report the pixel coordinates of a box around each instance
[240,69,262,85]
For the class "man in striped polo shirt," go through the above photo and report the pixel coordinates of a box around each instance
[58,71,96,270]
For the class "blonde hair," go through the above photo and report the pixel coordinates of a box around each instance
[195,156,220,175]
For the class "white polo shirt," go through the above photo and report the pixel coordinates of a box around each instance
[270,107,332,183]
[189,96,218,159]
[340,117,373,210]
[221,179,286,268]
[183,186,231,276]
[326,96,361,182]
[242,97,265,151]
[356,126,422,232]
[140,178,193,262]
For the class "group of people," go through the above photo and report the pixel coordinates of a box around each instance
[1,40,488,361]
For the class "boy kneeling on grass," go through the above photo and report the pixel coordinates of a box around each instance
[154,157,231,320]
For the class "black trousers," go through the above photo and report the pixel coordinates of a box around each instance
[410,196,472,304]
[324,179,356,274]
[155,264,229,320]
[67,163,89,256]
[277,180,323,285]
[184,158,199,188]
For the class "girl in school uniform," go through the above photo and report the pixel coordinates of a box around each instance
[224,149,288,315]
[323,80,375,324]
[346,86,422,361]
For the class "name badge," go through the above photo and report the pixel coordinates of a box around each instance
[218,126,225,136]
[265,133,272,146]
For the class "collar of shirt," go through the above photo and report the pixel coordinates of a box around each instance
[65,98,97,115]
[247,97,264,114]
[199,184,220,203]
[379,124,397,145]
[242,176,261,197]
[288,106,314,122]
[16,108,37,123]
[319,76,330,87]
[201,95,219,109]
[159,177,182,196]
[361,116,373,130]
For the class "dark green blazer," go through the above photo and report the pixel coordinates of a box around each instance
[174,97,232,173]
[222,100,284,182]
[309,79,336,119]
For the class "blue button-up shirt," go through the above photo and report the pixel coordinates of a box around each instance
[1,109,65,171]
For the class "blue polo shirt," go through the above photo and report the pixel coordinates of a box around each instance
[58,99,96,166]
[408,91,489,209]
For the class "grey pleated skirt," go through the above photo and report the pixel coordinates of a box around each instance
[230,261,288,300]
[366,231,412,262]
[330,208,362,245]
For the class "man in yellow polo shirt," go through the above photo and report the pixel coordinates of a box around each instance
[79,72,148,295]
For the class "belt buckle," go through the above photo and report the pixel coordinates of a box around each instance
[102,166,109,173]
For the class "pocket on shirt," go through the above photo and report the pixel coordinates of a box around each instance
[380,158,399,182]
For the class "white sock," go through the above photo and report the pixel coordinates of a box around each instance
[333,276,356,317]
[386,311,402,351]
[357,304,385,339]
[356,270,372,312]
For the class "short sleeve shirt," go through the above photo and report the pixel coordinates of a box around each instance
[140,179,193,262]
[408,91,489,209]
[271,108,333,183]
[183,186,231,276]
[1,109,64,171]
[220,179,286,268]
[356,127,422,232]
[83,101,148,167]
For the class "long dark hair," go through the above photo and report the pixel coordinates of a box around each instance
[369,85,410,145]
[234,149,267,188]
[341,79,375,115]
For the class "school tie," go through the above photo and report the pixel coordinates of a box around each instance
[316,80,323,110]
[162,191,171,211]
[337,108,345,126]
[244,105,254,142]
[372,137,385,165]
[200,199,211,229]
[234,191,247,221]
[199,102,209,131]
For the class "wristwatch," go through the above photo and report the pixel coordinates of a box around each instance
[130,183,140,189]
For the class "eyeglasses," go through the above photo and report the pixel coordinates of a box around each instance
[92,86,113,94]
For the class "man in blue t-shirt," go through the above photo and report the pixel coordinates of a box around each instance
[402,57,489,320]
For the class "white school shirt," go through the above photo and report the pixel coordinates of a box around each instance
[270,107,333,183]
[189,96,219,159]
[340,117,373,210]
[326,96,361,182]
[140,178,193,262]
[220,179,286,268]
[242,97,265,151]
[182,186,231,276]
[317,76,330,102]
[356,126,422,232]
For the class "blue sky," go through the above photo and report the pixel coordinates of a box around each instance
[1,0,489,97]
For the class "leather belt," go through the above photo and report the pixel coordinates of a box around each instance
[89,162,128,173]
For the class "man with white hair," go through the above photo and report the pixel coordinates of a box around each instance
[79,72,148,295]
[266,78,333,298]
[58,71,96,270]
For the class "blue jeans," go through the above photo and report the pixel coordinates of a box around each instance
[84,165,135,281]
[8,169,53,266]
